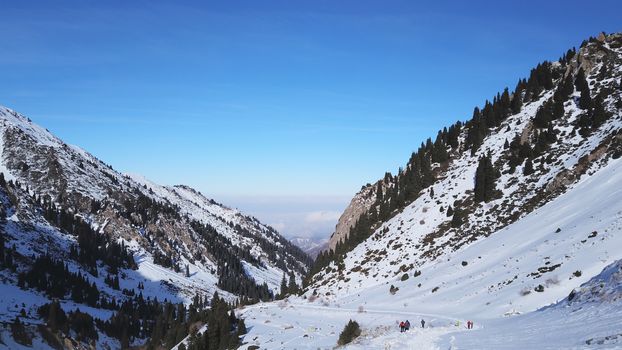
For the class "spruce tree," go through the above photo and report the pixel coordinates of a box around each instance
[557,73,574,101]
[575,67,589,92]
[451,208,464,228]
[237,318,247,336]
[591,95,610,128]
[579,88,592,110]
[279,273,288,298]
[337,320,361,346]
[474,154,497,203]
[533,101,552,128]
[552,98,565,120]
[575,67,592,110]
[288,273,298,295]
[47,300,67,332]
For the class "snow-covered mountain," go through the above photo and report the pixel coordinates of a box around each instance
[0,105,311,348]
[308,31,622,310]
[237,32,622,349]
[290,237,328,259]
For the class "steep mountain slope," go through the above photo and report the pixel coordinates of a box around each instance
[0,105,311,348]
[239,155,622,349]
[236,32,622,349]
[309,33,622,306]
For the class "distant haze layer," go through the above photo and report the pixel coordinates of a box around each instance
[216,195,350,240]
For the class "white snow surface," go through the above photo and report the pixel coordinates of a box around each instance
[238,156,622,349]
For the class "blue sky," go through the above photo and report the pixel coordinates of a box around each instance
[1,1,620,238]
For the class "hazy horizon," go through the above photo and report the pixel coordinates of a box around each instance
[2,1,621,240]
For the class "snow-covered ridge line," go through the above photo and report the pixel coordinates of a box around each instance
[0,99,312,349]
[309,32,622,318]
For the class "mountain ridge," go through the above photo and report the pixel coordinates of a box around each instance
[0,104,311,348]
[306,32,622,313]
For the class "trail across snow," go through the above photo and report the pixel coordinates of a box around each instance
[238,297,622,349]
[238,300,471,350]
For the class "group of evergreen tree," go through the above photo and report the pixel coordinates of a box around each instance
[153,249,177,270]
[217,256,272,302]
[104,273,120,290]
[121,190,181,225]
[34,291,245,350]
[17,253,101,307]
[184,292,245,350]
[574,67,613,136]
[97,291,208,348]
[191,221,274,302]
[276,272,300,299]
[38,301,99,343]
[11,192,249,349]
[39,200,136,274]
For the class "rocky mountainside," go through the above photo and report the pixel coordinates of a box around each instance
[307,32,622,317]
[0,106,311,348]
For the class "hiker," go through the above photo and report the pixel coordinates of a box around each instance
[421,319,425,328]
[467,320,473,329]
[399,321,405,332]
[405,320,410,331]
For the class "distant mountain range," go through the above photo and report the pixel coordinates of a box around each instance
[290,237,329,259]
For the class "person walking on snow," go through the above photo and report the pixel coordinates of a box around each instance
[405,320,410,331]
[399,321,405,332]
[421,319,425,328]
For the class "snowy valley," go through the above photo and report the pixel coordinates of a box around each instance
[1,28,622,350]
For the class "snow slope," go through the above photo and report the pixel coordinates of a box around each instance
[318,155,622,319]
[239,156,622,349]
[238,33,622,349]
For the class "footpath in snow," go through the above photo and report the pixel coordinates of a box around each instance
[238,295,622,349]
[238,299,471,350]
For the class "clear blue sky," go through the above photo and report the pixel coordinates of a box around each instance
[1,1,620,238]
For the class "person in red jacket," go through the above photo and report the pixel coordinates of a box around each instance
[399,321,405,332]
